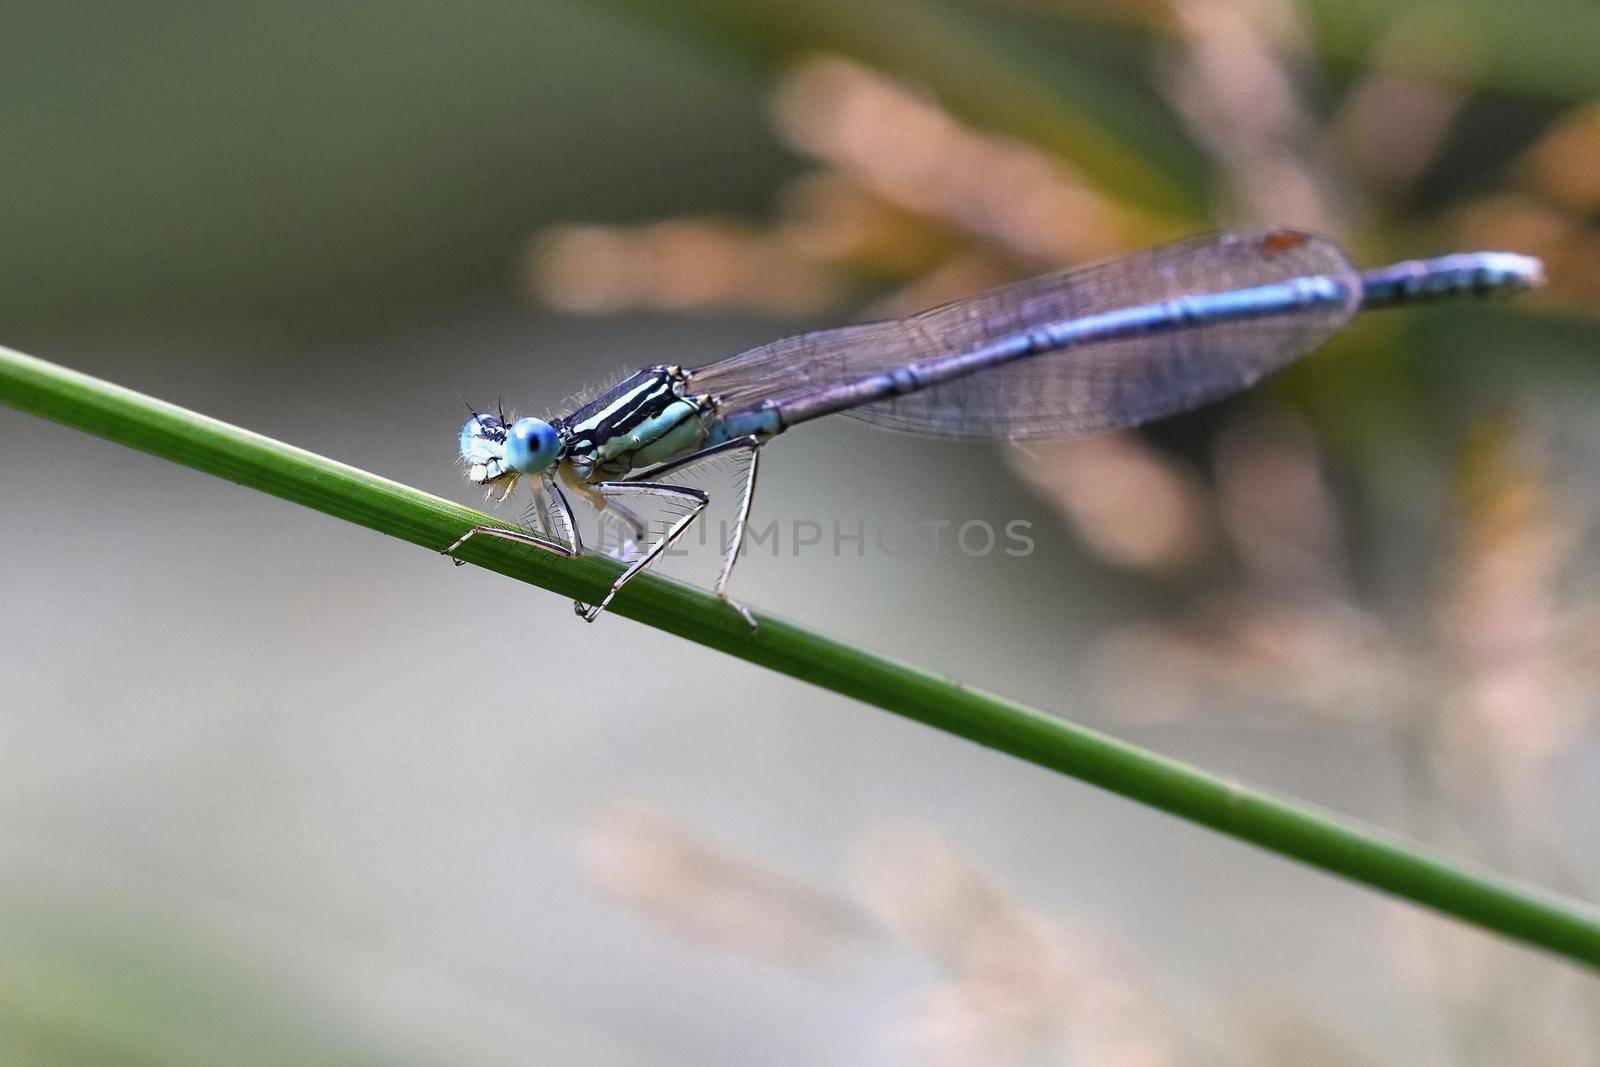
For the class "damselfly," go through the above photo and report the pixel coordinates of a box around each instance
[451,228,1543,627]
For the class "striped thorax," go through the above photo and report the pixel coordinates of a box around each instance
[561,365,715,482]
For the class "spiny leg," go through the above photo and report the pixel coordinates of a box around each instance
[444,475,581,562]
[444,525,579,561]
[577,481,709,622]
[543,478,586,555]
[630,436,762,629]
[710,439,760,620]
[524,483,554,541]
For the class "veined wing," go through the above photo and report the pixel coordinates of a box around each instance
[686,229,1362,440]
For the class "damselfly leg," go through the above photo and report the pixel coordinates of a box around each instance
[576,481,709,622]
[627,435,762,629]
[444,474,582,560]
[446,459,754,627]
[530,480,584,554]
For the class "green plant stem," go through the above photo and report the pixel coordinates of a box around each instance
[3,342,1598,969]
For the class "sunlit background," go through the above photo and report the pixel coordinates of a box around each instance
[2,1,1599,1063]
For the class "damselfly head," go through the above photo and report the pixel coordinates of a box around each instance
[460,412,511,484]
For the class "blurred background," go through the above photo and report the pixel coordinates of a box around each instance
[2,1,1599,1062]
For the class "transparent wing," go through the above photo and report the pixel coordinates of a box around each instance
[686,229,1362,440]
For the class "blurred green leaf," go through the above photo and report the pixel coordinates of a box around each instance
[1304,0,1600,102]
[601,0,1200,220]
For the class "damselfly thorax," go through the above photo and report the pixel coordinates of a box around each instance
[449,228,1545,630]
[558,365,719,482]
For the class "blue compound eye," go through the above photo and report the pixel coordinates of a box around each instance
[505,416,561,475]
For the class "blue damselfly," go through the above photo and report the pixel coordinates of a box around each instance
[451,228,1543,627]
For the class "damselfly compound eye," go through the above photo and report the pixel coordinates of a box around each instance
[505,416,561,475]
